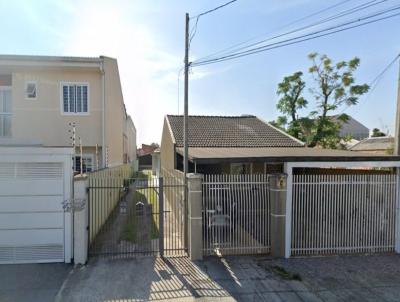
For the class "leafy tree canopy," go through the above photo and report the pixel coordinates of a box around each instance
[274,53,369,149]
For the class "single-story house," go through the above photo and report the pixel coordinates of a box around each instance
[160,115,398,175]
[350,136,394,155]
[137,143,158,169]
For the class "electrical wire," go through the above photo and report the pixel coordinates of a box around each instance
[341,53,400,114]
[195,0,379,62]
[191,0,239,19]
[191,6,400,67]
[189,0,239,47]
[194,0,391,64]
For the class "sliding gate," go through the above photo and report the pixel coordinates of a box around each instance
[202,174,270,256]
[88,176,186,257]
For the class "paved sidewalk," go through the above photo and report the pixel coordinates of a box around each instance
[0,263,72,302]
[56,254,400,302]
[263,254,400,302]
[56,256,321,301]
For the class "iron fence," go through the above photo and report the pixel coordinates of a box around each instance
[88,172,186,257]
[202,174,270,256]
[291,173,397,256]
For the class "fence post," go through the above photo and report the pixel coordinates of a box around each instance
[159,177,164,257]
[73,175,89,264]
[187,173,203,261]
[269,173,288,258]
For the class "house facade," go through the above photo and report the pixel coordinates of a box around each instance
[160,115,305,175]
[0,55,136,172]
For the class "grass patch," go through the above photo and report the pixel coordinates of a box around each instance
[271,265,302,281]
[119,188,160,243]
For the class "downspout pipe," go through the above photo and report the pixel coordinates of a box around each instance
[100,59,106,168]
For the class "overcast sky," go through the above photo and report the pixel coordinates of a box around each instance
[1,0,399,145]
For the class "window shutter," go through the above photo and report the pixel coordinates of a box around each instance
[82,86,88,112]
[63,86,69,112]
[76,86,82,113]
[69,86,75,113]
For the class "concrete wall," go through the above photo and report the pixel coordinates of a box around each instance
[125,115,136,163]
[103,57,125,167]
[160,118,176,174]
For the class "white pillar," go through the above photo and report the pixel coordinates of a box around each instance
[73,175,89,264]
[187,173,203,261]
[269,173,288,258]
[283,162,293,258]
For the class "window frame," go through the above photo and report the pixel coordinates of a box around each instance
[230,162,252,175]
[0,86,12,137]
[73,153,94,173]
[25,81,38,100]
[60,82,90,116]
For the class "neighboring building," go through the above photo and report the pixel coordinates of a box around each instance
[333,115,369,140]
[137,143,158,169]
[0,54,136,172]
[160,115,305,175]
[350,136,394,155]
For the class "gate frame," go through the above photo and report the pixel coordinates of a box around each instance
[284,160,400,259]
[85,175,187,258]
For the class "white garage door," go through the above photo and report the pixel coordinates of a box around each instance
[0,148,73,264]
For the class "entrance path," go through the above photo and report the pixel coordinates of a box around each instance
[56,254,400,301]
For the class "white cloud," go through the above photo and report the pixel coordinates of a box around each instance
[58,0,182,145]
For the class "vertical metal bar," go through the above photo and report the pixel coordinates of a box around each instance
[159,177,164,257]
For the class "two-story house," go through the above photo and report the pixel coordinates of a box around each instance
[0,55,136,172]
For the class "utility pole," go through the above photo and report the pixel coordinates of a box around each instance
[184,13,189,178]
[395,60,400,155]
[183,12,190,251]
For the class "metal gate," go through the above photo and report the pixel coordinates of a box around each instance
[88,176,186,257]
[202,174,270,256]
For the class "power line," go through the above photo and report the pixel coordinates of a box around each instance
[189,0,239,47]
[191,6,400,67]
[194,0,389,64]
[195,0,367,62]
[191,0,239,19]
[342,53,400,114]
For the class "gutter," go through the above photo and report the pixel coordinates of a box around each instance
[100,59,106,168]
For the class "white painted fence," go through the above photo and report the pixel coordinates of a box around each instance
[291,173,397,256]
[202,174,270,256]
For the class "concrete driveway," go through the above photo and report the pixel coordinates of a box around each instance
[0,263,72,302]
[55,254,400,302]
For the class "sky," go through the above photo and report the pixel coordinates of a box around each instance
[0,0,399,145]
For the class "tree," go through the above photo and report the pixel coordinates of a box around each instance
[307,53,369,147]
[275,71,307,139]
[150,142,160,148]
[274,53,369,148]
[371,128,386,137]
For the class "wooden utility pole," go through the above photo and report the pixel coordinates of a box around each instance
[394,61,400,155]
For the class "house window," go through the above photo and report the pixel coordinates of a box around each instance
[61,83,89,114]
[73,155,93,173]
[230,163,252,175]
[25,81,37,100]
[0,87,12,137]
[264,162,284,174]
